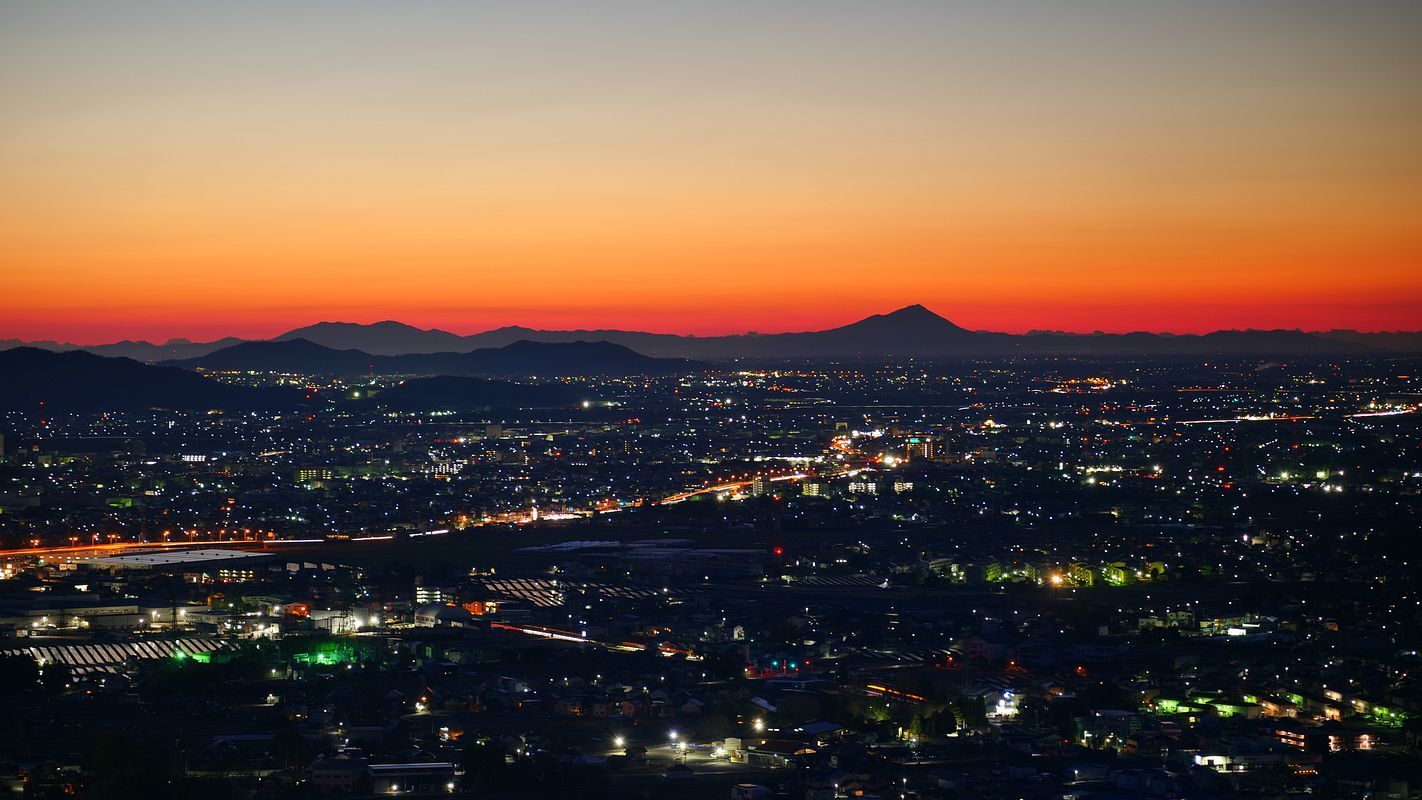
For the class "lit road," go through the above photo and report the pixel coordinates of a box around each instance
[656,434,875,504]
[0,539,277,559]
[488,621,697,658]
[0,437,886,560]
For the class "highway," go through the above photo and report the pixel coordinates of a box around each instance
[0,439,880,561]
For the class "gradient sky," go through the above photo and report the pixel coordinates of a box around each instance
[3,1,1420,342]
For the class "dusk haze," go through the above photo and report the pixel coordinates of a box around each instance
[3,1,1421,342]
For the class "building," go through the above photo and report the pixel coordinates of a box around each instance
[309,754,368,795]
[85,549,277,582]
[847,479,878,496]
[414,584,456,605]
[743,739,817,769]
[906,438,935,461]
[367,762,459,794]
[414,604,476,627]
[294,467,333,484]
[1272,723,1380,753]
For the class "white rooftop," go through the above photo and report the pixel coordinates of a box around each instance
[88,548,271,568]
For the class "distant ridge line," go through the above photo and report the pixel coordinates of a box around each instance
[5,305,1422,360]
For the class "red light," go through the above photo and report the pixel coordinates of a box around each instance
[772,546,783,557]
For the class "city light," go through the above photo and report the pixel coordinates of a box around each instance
[2,1,1417,790]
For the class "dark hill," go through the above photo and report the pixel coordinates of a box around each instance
[274,320,466,355]
[450,305,1373,358]
[86,337,246,362]
[14,304,1411,361]
[173,339,377,374]
[390,340,700,377]
[169,339,700,377]
[721,304,977,357]
[0,348,297,412]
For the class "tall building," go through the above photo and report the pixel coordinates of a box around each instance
[294,467,333,484]
[906,438,935,461]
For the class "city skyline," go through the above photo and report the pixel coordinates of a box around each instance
[4,1,1421,342]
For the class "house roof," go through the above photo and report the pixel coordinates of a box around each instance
[793,721,843,737]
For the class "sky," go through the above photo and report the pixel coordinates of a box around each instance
[2,1,1420,343]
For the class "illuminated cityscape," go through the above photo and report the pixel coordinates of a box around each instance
[2,341,1420,798]
[4,2,1422,799]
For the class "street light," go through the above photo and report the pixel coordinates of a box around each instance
[613,735,625,749]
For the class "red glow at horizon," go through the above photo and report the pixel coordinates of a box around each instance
[3,4,1420,346]
[5,294,1420,346]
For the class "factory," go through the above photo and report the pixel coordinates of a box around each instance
[82,548,279,583]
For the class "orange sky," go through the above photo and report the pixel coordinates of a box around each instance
[3,2,1420,343]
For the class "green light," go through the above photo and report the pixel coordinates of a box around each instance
[291,640,367,667]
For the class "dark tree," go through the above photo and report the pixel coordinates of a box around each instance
[0,654,38,695]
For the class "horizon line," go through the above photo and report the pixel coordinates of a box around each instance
[5,304,1422,347]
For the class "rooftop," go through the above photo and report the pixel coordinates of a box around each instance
[87,548,274,569]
